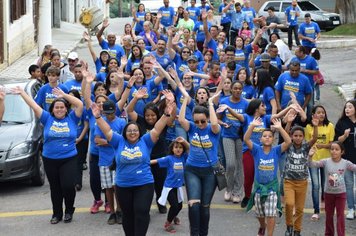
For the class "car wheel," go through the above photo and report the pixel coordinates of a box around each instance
[31,150,45,186]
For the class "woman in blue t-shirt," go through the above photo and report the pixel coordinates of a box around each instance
[253,69,277,115]
[178,91,221,236]
[92,97,175,236]
[132,3,146,36]
[236,67,255,100]
[13,86,83,224]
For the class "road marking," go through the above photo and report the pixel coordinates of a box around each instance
[0,204,322,218]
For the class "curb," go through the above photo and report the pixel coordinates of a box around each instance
[338,84,356,101]
[282,38,356,49]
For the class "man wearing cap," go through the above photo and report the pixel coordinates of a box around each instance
[253,52,281,85]
[158,0,175,28]
[254,44,283,71]
[223,1,249,46]
[58,51,78,84]
[96,18,125,65]
[275,60,312,111]
[186,0,200,23]
[298,13,321,54]
[285,0,301,50]
[186,55,210,89]
[94,100,126,225]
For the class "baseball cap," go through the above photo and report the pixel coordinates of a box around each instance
[187,55,198,62]
[100,49,109,55]
[102,100,116,115]
[67,52,78,60]
[304,13,311,18]
[260,53,271,62]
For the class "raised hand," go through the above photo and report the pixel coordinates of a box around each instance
[83,31,91,41]
[289,91,298,104]
[285,109,297,123]
[208,90,221,104]
[52,87,65,98]
[216,104,228,113]
[120,56,128,66]
[162,89,175,103]
[344,128,351,137]
[271,118,282,130]
[175,136,185,143]
[10,86,24,95]
[251,116,263,127]
[102,18,109,28]
[135,87,148,99]
[91,103,101,118]
[311,115,319,127]
[308,145,317,158]
[156,12,162,19]
[128,74,138,87]
[84,72,95,84]
[201,10,207,21]
[164,101,176,115]
[168,67,179,79]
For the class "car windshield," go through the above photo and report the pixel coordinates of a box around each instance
[3,94,31,123]
[298,1,319,11]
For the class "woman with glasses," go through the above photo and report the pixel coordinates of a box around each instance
[92,90,175,235]
[126,88,176,215]
[178,90,221,236]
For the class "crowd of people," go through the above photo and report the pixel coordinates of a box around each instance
[1,0,356,236]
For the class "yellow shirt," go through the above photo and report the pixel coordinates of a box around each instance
[305,123,335,161]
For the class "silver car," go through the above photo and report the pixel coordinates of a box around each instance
[258,1,341,31]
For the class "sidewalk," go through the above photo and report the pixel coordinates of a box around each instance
[0,21,84,81]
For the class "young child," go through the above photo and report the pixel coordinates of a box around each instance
[308,141,356,236]
[150,137,189,233]
[239,21,252,40]
[244,117,291,236]
[283,111,318,236]
[35,66,69,111]
[28,64,43,84]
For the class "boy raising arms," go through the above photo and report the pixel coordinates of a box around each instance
[244,117,291,236]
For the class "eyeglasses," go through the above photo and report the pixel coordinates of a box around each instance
[182,51,190,54]
[126,130,139,134]
[194,119,207,125]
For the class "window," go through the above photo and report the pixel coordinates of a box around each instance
[264,2,281,12]
[10,0,26,23]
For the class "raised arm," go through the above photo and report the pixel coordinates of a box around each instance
[208,91,221,134]
[178,95,190,131]
[83,32,97,62]
[271,118,291,152]
[202,10,212,43]
[222,1,233,13]
[91,103,113,141]
[12,86,43,118]
[126,87,147,121]
[117,74,137,111]
[167,28,177,60]
[96,18,109,45]
[243,117,262,150]
[53,87,83,118]
[82,71,95,109]
[308,116,319,147]
[150,101,176,143]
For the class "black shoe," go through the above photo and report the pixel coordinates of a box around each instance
[241,197,249,208]
[82,163,88,170]
[294,231,301,236]
[50,216,62,224]
[107,213,117,225]
[63,213,73,223]
[158,204,167,214]
[285,226,293,236]
[75,184,82,191]
[116,211,122,224]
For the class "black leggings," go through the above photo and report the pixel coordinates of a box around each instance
[89,154,102,201]
[43,156,77,218]
[76,139,88,186]
[116,184,154,236]
[151,164,167,205]
[167,188,183,222]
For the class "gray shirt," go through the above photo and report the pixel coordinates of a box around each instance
[284,142,310,180]
[266,15,281,35]
[309,158,356,194]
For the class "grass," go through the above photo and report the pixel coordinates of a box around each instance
[324,23,356,36]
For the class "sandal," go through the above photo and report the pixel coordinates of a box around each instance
[311,213,319,221]
[164,223,176,233]
[173,217,180,225]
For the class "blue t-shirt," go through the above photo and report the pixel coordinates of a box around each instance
[285,6,299,26]
[241,7,256,29]
[194,50,204,62]
[242,114,271,153]
[76,109,88,139]
[254,87,275,115]
[99,40,125,63]
[40,110,79,159]
[219,97,249,139]
[290,55,319,88]
[157,154,187,188]
[110,132,155,187]
[252,143,282,184]
[125,58,141,74]
[205,38,219,61]
[235,44,252,71]
[95,58,106,73]
[158,6,175,27]
[193,21,211,43]
[219,3,231,24]
[87,108,99,155]
[299,22,320,48]
[175,87,195,121]
[186,6,200,23]
[275,72,312,109]
[35,84,69,111]
[242,84,255,99]
[95,116,126,166]
[64,79,83,96]
[96,71,107,83]
[134,11,146,33]
[187,121,220,167]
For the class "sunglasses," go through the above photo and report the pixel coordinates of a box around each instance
[194,119,207,125]
[182,51,190,54]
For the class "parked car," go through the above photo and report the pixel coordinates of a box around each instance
[0,80,45,186]
[258,1,341,31]
[140,0,203,14]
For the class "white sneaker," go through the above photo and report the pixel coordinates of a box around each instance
[224,191,231,201]
[346,209,354,220]
[232,195,241,204]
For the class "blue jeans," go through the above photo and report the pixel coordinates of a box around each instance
[309,167,325,214]
[184,165,216,236]
[314,83,320,101]
[345,170,356,210]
